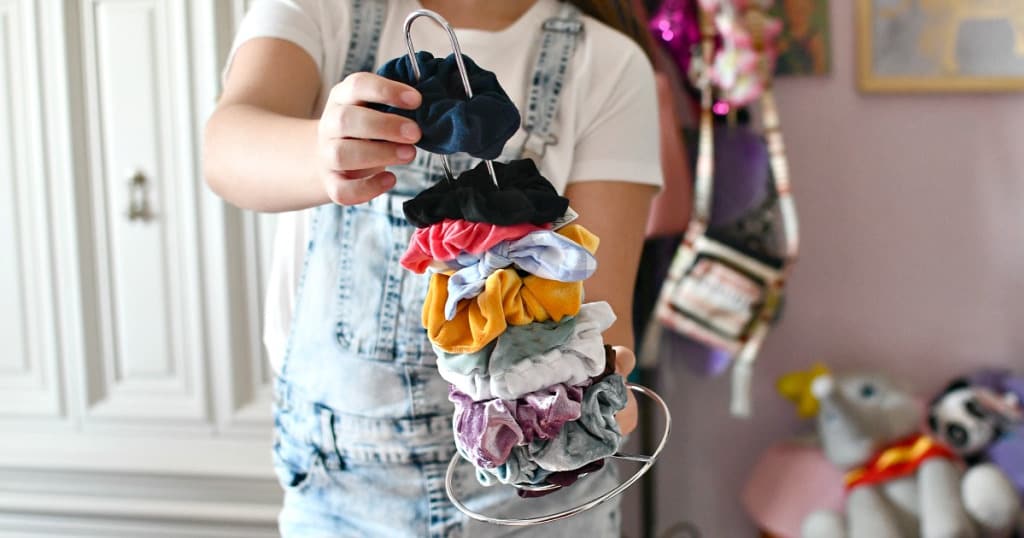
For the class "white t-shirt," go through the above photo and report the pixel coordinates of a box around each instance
[228,0,664,373]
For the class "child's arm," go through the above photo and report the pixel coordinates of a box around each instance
[203,38,422,212]
[565,180,658,434]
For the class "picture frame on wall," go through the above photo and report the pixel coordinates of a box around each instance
[857,0,1024,92]
[772,0,832,76]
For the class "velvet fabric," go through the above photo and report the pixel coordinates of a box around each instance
[437,302,615,400]
[425,270,582,354]
[516,460,607,499]
[403,159,570,228]
[474,374,628,486]
[423,225,599,354]
[400,219,547,274]
[443,225,599,319]
[374,51,521,160]
[433,317,578,377]
[449,383,586,469]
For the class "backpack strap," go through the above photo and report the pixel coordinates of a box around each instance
[520,3,584,162]
[343,0,387,76]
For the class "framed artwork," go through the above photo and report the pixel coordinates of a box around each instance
[772,0,832,76]
[857,0,1024,92]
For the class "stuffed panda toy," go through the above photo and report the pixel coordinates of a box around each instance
[928,378,1015,460]
[929,371,1024,504]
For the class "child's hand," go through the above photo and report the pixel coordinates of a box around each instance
[612,346,638,435]
[318,73,423,205]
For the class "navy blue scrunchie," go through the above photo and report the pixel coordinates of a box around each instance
[403,159,570,227]
[374,52,521,160]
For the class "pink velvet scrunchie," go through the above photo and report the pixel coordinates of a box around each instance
[400,219,548,273]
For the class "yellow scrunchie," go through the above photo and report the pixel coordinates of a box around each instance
[423,224,599,353]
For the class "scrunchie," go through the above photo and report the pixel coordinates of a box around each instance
[374,51,521,160]
[403,159,570,228]
[516,460,606,498]
[424,269,583,353]
[400,219,547,274]
[437,302,616,400]
[449,383,585,469]
[443,224,598,319]
[475,374,628,486]
[433,317,577,377]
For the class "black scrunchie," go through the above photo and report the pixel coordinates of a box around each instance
[403,159,570,227]
[374,52,521,160]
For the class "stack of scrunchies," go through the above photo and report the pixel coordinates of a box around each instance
[382,50,628,497]
[401,165,628,497]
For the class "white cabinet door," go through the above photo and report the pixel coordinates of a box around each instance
[0,0,63,420]
[68,0,210,427]
[0,1,280,533]
[0,0,280,453]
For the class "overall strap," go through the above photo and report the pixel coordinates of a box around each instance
[520,3,584,162]
[343,0,387,76]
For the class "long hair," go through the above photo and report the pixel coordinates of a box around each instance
[568,0,654,60]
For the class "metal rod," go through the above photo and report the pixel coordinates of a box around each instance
[403,9,501,186]
[610,453,653,464]
[444,383,673,526]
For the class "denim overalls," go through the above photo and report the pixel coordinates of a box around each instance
[272,2,621,536]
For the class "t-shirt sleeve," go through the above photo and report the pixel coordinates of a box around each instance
[223,0,325,82]
[569,35,664,189]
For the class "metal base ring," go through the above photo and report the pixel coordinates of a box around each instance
[444,383,672,526]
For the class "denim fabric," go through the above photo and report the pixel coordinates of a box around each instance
[275,2,605,536]
[374,51,521,160]
[475,375,627,485]
[444,226,599,319]
[433,316,577,376]
[400,219,546,274]
[274,379,621,537]
[520,8,583,161]
[437,302,615,400]
[402,159,570,227]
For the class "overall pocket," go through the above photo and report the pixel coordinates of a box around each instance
[334,193,432,363]
[272,406,324,493]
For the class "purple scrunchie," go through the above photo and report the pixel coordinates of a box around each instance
[449,383,585,469]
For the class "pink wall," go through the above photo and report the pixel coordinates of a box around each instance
[651,1,1024,536]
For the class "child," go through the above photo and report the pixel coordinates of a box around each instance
[204,0,662,535]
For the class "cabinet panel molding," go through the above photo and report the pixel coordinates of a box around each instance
[72,0,209,423]
[0,0,64,418]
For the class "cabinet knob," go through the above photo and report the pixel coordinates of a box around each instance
[127,171,153,221]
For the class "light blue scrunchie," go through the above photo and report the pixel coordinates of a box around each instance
[443,230,598,320]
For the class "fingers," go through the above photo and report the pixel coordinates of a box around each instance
[616,393,639,435]
[321,139,416,172]
[334,166,386,181]
[612,347,638,434]
[612,346,637,377]
[330,72,421,109]
[321,104,421,144]
[325,170,397,206]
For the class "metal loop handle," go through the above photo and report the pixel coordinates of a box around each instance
[403,9,500,186]
[444,383,672,526]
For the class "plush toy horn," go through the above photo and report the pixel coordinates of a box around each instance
[776,363,831,419]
